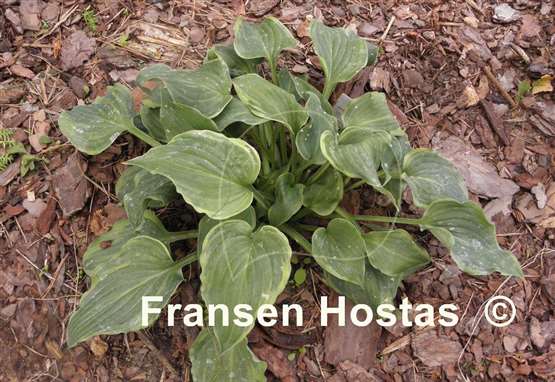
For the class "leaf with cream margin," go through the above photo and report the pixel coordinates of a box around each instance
[380,135,412,208]
[268,173,304,226]
[200,220,291,351]
[309,19,368,98]
[321,128,391,187]
[214,97,268,131]
[341,92,402,133]
[136,60,232,118]
[67,236,187,347]
[190,329,266,382]
[324,264,401,309]
[139,106,166,143]
[364,229,430,278]
[233,17,296,73]
[302,166,343,216]
[419,200,523,277]
[312,218,366,285]
[158,90,218,140]
[128,130,260,220]
[402,149,468,208]
[233,74,308,133]
[116,166,177,227]
[206,43,262,77]
[58,84,137,155]
[197,206,256,254]
[83,211,170,281]
[296,92,337,164]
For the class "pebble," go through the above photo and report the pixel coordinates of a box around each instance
[493,4,520,23]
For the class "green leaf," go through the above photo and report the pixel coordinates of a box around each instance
[312,218,366,285]
[364,229,430,278]
[382,178,405,209]
[139,106,166,143]
[341,92,402,133]
[20,154,47,177]
[206,43,262,77]
[293,76,333,112]
[296,93,337,164]
[136,60,232,118]
[402,149,468,208]
[157,90,218,140]
[197,206,256,254]
[302,167,343,216]
[381,135,411,207]
[268,173,304,226]
[233,74,308,133]
[200,220,291,350]
[83,212,170,281]
[277,69,297,94]
[58,84,136,155]
[128,130,260,220]
[382,135,411,179]
[294,268,307,286]
[214,97,268,131]
[321,128,391,187]
[233,17,297,72]
[309,19,368,98]
[367,42,379,66]
[324,265,400,309]
[67,236,184,347]
[191,330,266,382]
[116,167,177,227]
[277,71,333,114]
[419,200,523,277]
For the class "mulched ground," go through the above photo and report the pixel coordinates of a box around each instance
[1,0,554,381]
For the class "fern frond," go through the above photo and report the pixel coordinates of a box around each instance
[0,129,15,148]
[0,154,13,171]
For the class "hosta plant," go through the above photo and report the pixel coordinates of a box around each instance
[59,17,523,381]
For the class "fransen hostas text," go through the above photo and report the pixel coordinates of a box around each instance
[142,296,459,328]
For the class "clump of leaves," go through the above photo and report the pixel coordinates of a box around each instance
[59,17,523,381]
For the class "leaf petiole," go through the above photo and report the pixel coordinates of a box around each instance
[322,81,334,100]
[164,230,198,243]
[306,163,330,185]
[344,207,422,226]
[251,186,271,210]
[333,206,362,232]
[128,126,161,147]
[280,224,312,253]
[174,252,198,269]
[345,179,366,192]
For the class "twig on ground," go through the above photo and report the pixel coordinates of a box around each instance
[380,15,396,42]
[34,4,80,43]
[483,66,518,109]
[14,249,79,292]
[41,254,69,298]
[480,99,511,145]
[465,0,484,14]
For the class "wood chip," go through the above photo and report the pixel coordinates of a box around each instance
[412,330,462,367]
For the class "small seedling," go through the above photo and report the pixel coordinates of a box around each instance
[293,267,307,286]
[82,7,97,32]
[117,34,129,47]
[516,80,531,103]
